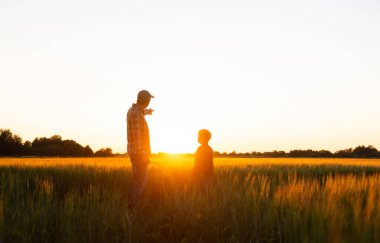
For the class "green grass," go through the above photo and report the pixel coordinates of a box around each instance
[0,159,379,242]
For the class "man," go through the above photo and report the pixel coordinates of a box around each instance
[127,90,154,202]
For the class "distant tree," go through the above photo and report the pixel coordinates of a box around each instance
[23,140,33,155]
[352,145,378,158]
[229,151,237,157]
[263,150,286,158]
[250,151,262,157]
[31,135,95,157]
[94,148,113,157]
[289,150,309,157]
[243,152,250,157]
[24,140,32,148]
[83,145,94,157]
[318,150,333,157]
[335,148,353,158]
[289,149,333,158]
[213,151,221,157]
[0,129,25,156]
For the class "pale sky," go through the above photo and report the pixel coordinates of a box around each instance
[1,0,379,153]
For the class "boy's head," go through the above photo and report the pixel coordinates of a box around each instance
[198,129,212,145]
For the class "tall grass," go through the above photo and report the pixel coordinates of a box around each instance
[0,159,379,242]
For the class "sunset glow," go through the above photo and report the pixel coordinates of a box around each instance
[1,0,379,153]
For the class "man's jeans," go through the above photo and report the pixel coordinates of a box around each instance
[130,155,149,202]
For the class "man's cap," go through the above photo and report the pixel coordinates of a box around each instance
[137,90,155,101]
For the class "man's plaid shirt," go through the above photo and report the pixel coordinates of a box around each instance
[127,104,151,157]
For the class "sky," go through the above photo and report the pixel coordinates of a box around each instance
[1,0,380,153]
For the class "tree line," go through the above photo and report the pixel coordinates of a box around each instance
[214,146,380,158]
[0,129,113,157]
[1,128,380,158]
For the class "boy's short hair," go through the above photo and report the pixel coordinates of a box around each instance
[198,129,212,142]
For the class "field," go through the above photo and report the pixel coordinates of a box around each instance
[0,158,379,243]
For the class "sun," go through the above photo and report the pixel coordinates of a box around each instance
[150,132,197,154]
[152,140,196,154]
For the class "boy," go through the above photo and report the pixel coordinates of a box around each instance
[193,129,214,184]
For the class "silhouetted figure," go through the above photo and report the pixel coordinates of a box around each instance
[193,129,214,186]
[127,90,154,203]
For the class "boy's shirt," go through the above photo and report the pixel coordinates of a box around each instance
[194,144,214,177]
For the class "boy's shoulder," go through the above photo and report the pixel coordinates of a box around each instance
[197,144,213,152]
[206,144,213,152]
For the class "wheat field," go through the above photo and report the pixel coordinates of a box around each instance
[0,158,379,243]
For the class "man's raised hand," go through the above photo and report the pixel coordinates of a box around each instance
[144,108,154,116]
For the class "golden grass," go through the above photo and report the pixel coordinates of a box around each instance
[0,157,379,242]
[0,157,379,168]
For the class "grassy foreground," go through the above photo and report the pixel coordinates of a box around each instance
[0,158,379,243]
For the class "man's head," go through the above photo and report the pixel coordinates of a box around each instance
[136,90,154,108]
[198,129,212,145]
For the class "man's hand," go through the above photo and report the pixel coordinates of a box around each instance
[144,108,154,116]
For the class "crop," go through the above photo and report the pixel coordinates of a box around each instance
[0,158,379,243]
